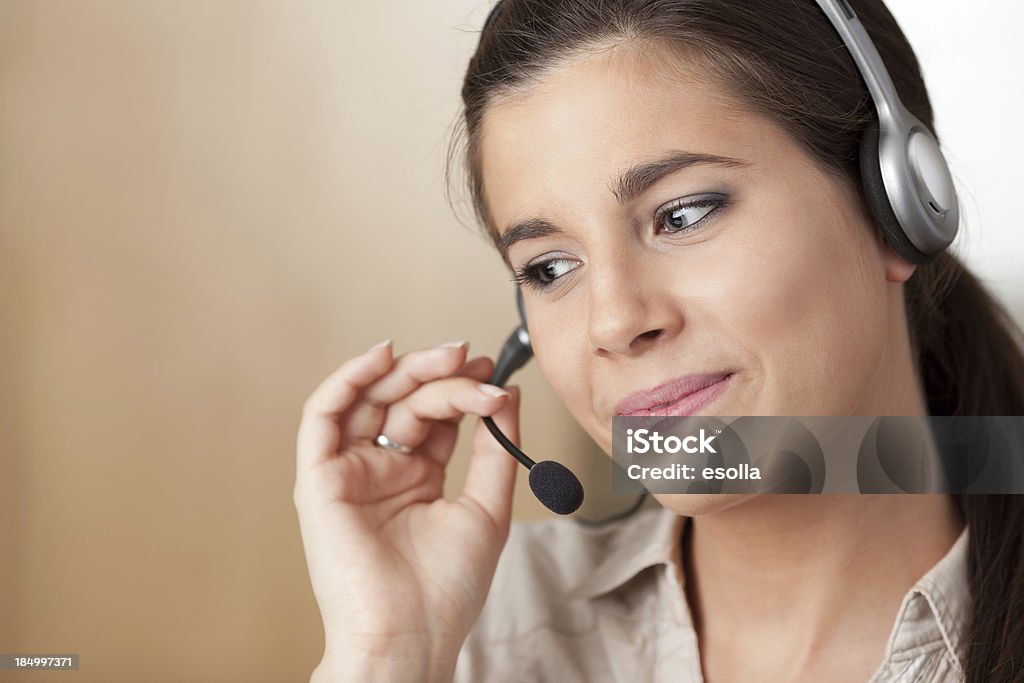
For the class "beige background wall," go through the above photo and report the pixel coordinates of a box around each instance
[1,1,1019,682]
[0,2,621,681]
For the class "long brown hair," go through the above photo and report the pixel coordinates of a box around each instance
[445,1,1024,679]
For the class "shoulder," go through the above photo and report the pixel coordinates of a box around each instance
[467,501,676,640]
[453,502,686,682]
[451,515,600,683]
[476,513,616,637]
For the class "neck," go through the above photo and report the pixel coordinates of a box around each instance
[684,494,965,676]
[682,280,956,677]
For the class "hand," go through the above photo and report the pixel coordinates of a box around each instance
[294,340,521,683]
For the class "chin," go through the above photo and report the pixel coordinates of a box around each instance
[652,492,758,517]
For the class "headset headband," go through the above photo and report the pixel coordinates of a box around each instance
[479,0,959,262]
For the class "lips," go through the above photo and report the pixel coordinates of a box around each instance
[615,372,734,417]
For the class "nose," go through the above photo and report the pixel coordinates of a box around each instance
[586,248,681,356]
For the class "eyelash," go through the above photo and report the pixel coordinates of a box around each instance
[510,194,730,292]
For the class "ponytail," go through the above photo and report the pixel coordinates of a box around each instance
[909,252,1024,682]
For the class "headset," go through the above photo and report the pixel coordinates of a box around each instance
[478,0,961,515]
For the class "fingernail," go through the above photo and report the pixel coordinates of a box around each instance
[478,383,510,398]
[368,339,392,352]
[438,340,468,349]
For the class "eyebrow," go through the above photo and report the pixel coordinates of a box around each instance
[496,150,748,264]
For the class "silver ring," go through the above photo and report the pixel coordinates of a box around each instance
[375,433,413,454]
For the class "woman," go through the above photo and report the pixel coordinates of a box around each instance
[294,0,1024,680]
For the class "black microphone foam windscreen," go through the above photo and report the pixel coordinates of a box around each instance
[529,460,585,515]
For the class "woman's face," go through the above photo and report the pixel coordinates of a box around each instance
[479,44,919,515]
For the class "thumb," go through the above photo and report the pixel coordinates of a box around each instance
[462,384,521,535]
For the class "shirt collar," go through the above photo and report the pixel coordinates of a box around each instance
[567,502,685,601]
[567,503,970,673]
[882,523,970,673]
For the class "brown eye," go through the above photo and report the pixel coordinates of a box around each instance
[532,259,577,284]
[511,257,579,291]
[655,195,727,235]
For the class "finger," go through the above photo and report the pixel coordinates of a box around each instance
[296,340,395,471]
[362,341,471,407]
[441,356,497,426]
[377,377,511,464]
[453,356,496,385]
[302,340,395,416]
[407,357,500,467]
[413,419,460,470]
[407,358,496,468]
[462,385,521,534]
[334,341,474,443]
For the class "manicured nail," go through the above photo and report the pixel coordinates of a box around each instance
[478,383,510,398]
[438,340,468,349]
[368,339,392,352]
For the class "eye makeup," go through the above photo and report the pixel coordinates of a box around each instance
[510,192,732,292]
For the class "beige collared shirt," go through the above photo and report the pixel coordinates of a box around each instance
[455,501,969,682]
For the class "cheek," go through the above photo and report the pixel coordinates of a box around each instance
[704,206,887,411]
[532,313,592,411]
[531,309,619,453]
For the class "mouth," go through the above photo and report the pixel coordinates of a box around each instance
[615,372,735,418]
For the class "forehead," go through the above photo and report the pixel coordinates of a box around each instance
[479,43,768,230]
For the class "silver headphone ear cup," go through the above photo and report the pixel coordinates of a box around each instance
[859,122,934,265]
